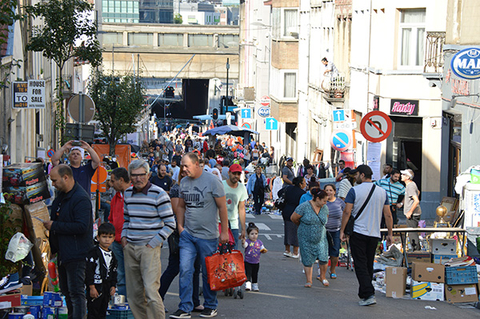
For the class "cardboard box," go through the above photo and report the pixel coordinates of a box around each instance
[411,280,445,301]
[407,252,431,266]
[412,262,445,283]
[3,181,50,205]
[19,284,32,296]
[433,254,457,265]
[24,202,50,239]
[445,284,479,303]
[385,267,407,298]
[2,163,46,187]
[0,293,21,309]
[431,239,456,255]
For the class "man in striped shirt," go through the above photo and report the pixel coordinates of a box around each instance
[121,159,176,319]
[375,169,405,225]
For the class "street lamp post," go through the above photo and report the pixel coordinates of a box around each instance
[224,58,230,116]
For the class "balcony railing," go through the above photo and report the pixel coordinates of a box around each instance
[424,31,445,73]
[321,74,346,102]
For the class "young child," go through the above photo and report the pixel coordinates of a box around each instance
[86,223,118,319]
[243,222,267,292]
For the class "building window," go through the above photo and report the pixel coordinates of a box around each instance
[218,34,238,48]
[103,32,123,46]
[188,34,213,47]
[284,73,296,98]
[159,33,183,46]
[284,9,298,37]
[128,33,153,46]
[400,8,426,66]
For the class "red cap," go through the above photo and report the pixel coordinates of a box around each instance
[229,164,243,173]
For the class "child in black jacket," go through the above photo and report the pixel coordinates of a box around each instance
[86,223,118,319]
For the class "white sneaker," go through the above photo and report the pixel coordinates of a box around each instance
[283,251,293,257]
[252,283,259,291]
[359,295,376,306]
[291,254,300,259]
[245,281,251,291]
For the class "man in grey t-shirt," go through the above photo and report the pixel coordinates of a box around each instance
[401,169,422,251]
[282,157,295,189]
[170,153,229,319]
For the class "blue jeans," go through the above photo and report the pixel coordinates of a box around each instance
[58,260,86,319]
[159,250,201,307]
[111,241,126,298]
[230,229,239,250]
[178,230,218,312]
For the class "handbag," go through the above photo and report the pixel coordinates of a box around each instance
[344,185,376,236]
[205,244,247,291]
[274,187,287,210]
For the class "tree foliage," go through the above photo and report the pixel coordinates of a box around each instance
[25,0,102,70]
[174,13,183,24]
[25,0,103,141]
[88,71,146,156]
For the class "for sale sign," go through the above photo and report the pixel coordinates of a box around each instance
[28,80,46,108]
[12,82,28,108]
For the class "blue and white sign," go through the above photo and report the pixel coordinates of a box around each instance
[241,108,252,119]
[333,109,345,122]
[330,129,352,152]
[265,117,278,131]
[451,47,480,80]
[257,106,270,118]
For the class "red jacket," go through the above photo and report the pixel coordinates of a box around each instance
[109,191,125,243]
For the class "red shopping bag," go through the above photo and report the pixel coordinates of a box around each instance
[218,223,235,246]
[205,244,247,291]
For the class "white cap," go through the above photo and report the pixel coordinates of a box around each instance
[70,146,84,158]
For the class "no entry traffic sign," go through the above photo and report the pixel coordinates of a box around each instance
[330,129,352,152]
[360,111,392,143]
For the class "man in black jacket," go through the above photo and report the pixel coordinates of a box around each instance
[44,164,93,319]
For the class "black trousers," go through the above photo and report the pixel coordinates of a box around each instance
[87,283,111,319]
[244,262,260,283]
[253,191,264,214]
[349,232,379,300]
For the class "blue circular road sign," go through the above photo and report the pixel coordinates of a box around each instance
[330,130,352,152]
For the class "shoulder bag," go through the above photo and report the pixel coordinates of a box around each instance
[344,185,376,236]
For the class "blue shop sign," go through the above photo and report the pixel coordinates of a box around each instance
[451,47,480,80]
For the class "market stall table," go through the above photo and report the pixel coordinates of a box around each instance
[380,227,467,267]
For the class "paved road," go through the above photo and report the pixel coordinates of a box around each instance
[161,212,480,318]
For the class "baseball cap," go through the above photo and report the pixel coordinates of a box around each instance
[286,157,293,162]
[349,164,373,176]
[400,169,414,179]
[229,164,243,173]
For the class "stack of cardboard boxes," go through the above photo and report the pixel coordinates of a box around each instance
[2,163,50,205]
[384,241,479,303]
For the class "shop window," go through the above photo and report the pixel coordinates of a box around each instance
[399,8,426,67]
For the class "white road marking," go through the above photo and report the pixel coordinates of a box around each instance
[268,214,282,219]
[254,223,270,231]
[259,233,284,240]
[246,214,255,219]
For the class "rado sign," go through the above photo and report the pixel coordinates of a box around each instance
[390,99,418,116]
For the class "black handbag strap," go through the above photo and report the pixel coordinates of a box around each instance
[353,184,376,221]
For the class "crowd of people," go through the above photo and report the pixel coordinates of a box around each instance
[41,128,423,319]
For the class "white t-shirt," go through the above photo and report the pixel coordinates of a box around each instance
[345,182,389,238]
[222,180,248,230]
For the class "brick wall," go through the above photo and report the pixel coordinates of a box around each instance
[271,40,298,69]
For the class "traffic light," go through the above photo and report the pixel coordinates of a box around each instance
[212,108,218,120]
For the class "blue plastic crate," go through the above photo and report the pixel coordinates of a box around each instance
[106,309,134,319]
[20,296,43,306]
[445,265,478,285]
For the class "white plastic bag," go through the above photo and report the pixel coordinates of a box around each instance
[5,232,34,263]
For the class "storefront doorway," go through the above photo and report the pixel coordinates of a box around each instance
[386,116,423,191]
